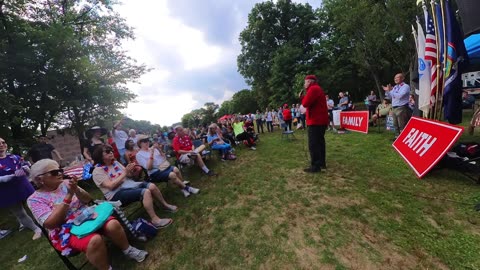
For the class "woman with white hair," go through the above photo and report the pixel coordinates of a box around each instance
[27,159,148,270]
[0,137,42,240]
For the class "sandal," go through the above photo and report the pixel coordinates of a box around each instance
[164,204,178,213]
[152,218,173,229]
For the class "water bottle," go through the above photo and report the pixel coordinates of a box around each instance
[73,206,96,225]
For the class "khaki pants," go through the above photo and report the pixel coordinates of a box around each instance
[392,106,412,136]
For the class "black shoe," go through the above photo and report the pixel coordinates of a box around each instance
[206,170,217,176]
[303,167,321,173]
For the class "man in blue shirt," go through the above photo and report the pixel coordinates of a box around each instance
[337,92,349,111]
[383,73,412,138]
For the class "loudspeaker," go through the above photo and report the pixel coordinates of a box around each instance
[456,0,480,37]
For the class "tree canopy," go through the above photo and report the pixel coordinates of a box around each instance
[0,0,146,149]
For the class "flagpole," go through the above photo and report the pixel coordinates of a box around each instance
[430,0,441,120]
[438,0,448,121]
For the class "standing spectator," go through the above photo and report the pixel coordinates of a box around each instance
[325,95,336,132]
[337,92,349,111]
[300,75,329,173]
[0,137,42,240]
[277,107,285,130]
[282,104,292,131]
[382,73,412,138]
[255,110,264,134]
[299,104,307,129]
[28,135,63,164]
[128,129,139,146]
[83,126,106,164]
[113,119,129,164]
[367,90,378,117]
[107,131,120,161]
[265,108,273,132]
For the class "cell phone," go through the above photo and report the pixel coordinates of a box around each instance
[63,174,72,179]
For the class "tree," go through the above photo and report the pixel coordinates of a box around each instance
[230,89,259,114]
[202,102,219,125]
[237,0,321,108]
[0,0,146,150]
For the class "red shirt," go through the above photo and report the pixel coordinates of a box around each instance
[172,135,193,158]
[300,82,329,126]
[283,108,292,121]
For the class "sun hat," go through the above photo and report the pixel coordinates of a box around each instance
[86,126,107,138]
[136,134,150,147]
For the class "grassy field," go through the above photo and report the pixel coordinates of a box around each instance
[1,115,480,269]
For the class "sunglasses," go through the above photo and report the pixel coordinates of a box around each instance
[39,169,64,177]
[139,139,150,143]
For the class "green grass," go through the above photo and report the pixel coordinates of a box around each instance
[2,112,480,269]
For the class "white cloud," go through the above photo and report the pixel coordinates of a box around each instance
[116,0,320,126]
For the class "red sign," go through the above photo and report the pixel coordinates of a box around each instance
[392,117,463,178]
[340,111,369,134]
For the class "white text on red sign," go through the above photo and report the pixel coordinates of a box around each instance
[402,128,437,157]
[341,116,364,127]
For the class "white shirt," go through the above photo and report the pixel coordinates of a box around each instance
[113,129,128,150]
[136,149,167,175]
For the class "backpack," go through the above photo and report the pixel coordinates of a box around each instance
[451,142,480,159]
[131,218,157,239]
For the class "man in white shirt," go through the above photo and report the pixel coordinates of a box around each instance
[113,119,129,164]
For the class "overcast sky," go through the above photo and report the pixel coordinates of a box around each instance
[117,0,321,126]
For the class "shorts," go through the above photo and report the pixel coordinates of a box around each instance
[110,182,150,206]
[68,216,116,253]
[149,166,175,182]
[179,154,195,165]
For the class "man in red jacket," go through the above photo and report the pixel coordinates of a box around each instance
[300,75,329,173]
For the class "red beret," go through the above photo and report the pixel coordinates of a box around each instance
[305,75,317,81]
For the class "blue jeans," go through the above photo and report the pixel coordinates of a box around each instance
[212,143,231,155]
[111,182,150,206]
[118,148,126,164]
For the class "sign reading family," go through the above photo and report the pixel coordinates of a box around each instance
[392,117,463,178]
[340,111,369,134]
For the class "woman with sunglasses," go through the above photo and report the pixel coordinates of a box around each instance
[27,159,148,270]
[92,145,176,227]
[0,137,42,240]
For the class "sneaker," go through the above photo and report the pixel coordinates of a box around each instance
[0,229,12,240]
[182,189,191,198]
[206,170,217,176]
[187,186,200,195]
[183,180,190,186]
[32,229,42,240]
[19,224,25,232]
[332,128,337,132]
[250,146,256,150]
[125,247,148,262]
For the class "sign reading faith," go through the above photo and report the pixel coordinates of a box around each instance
[340,111,369,134]
[392,117,463,178]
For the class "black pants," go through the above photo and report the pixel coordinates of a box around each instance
[284,119,292,131]
[308,125,327,169]
[266,121,273,132]
[256,119,264,133]
[236,132,255,147]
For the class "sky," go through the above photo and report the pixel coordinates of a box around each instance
[117,0,321,126]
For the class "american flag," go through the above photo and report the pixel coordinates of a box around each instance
[424,8,440,105]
